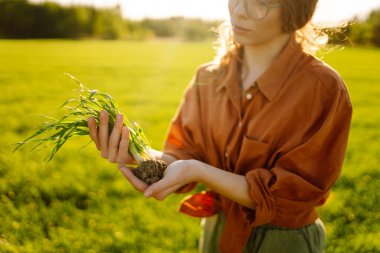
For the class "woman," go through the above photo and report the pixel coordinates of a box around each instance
[87,0,352,252]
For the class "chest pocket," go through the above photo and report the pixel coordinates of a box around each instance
[235,136,274,175]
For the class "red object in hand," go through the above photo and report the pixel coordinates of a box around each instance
[179,191,222,217]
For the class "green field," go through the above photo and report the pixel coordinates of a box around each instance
[0,40,379,253]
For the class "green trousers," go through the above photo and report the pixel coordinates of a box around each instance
[199,213,325,253]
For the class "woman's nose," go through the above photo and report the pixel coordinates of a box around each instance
[230,0,248,19]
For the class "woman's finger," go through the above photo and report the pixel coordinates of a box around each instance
[117,126,134,164]
[118,165,148,192]
[87,117,100,150]
[144,176,180,200]
[99,110,109,158]
[146,183,182,201]
[108,114,123,163]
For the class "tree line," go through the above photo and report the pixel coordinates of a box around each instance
[0,0,219,41]
[0,0,380,46]
[0,0,123,39]
[349,9,380,47]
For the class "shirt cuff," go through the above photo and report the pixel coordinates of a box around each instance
[240,168,277,226]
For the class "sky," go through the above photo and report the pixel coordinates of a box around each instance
[30,0,380,24]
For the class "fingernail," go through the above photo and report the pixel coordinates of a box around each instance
[144,190,152,198]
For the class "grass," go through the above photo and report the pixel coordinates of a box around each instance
[0,39,379,253]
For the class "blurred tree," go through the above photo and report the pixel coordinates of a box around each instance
[348,8,380,47]
[0,1,124,39]
[140,17,218,41]
[0,0,35,38]
[124,20,155,40]
[92,6,124,39]
[141,17,179,37]
[349,20,373,46]
[367,8,380,46]
[180,19,219,41]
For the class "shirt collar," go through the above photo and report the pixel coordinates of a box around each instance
[216,33,304,102]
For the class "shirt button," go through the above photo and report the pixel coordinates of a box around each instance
[225,152,229,158]
[238,122,242,128]
[246,93,252,100]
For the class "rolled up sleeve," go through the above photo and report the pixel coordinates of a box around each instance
[244,88,353,226]
[163,80,204,161]
[163,70,206,193]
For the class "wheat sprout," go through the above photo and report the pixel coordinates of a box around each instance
[14,73,155,165]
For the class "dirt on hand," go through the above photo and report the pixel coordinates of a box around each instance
[133,160,167,185]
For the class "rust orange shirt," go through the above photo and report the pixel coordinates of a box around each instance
[163,34,352,253]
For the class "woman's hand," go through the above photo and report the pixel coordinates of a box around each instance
[143,160,200,201]
[88,111,148,191]
[87,110,135,165]
[118,164,149,192]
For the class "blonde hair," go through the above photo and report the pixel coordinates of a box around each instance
[212,0,328,80]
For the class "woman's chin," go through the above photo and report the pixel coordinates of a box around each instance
[233,34,261,47]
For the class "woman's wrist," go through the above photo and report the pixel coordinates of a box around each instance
[186,159,255,209]
[186,159,207,183]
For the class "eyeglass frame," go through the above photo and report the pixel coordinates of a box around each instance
[231,0,283,20]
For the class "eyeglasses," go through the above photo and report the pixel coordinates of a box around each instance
[229,0,283,20]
